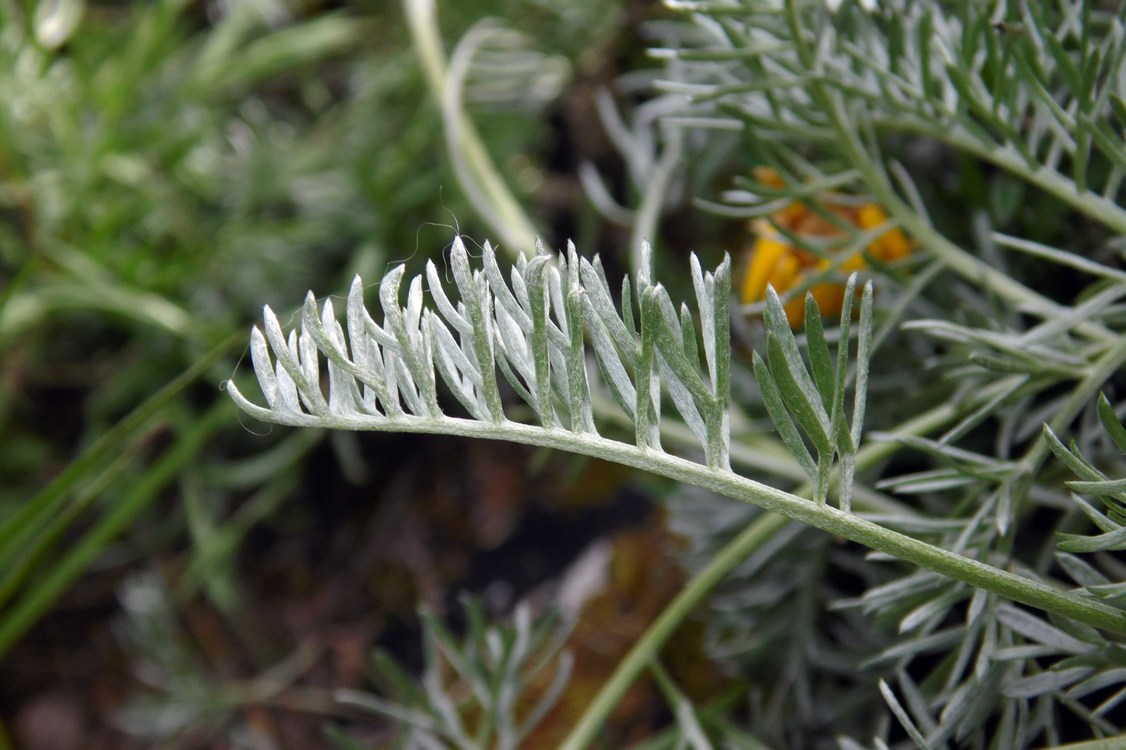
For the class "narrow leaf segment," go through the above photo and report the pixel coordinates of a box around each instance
[227,237,733,469]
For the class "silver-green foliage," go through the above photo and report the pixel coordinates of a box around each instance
[225,236,1126,623]
[224,0,1126,746]
[638,0,1126,746]
[755,279,872,510]
[1046,393,1126,566]
[657,0,1126,229]
[335,598,572,750]
[227,237,734,471]
[227,234,1126,748]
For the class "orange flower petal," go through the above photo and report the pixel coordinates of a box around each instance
[810,281,845,321]
[856,203,889,229]
[741,237,788,303]
[769,252,802,293]
[783,294,807,328]
[777,201,808,227]
[841,252,868,273]
[858,204,911,261]
[753,166,784,188]
[769,255,806,327]
[741,171,913,329]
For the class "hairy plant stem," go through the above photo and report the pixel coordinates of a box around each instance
[237,401,1126,634]
[590,393,915,516]
[559,400,954,750]
[232,383,1126,740]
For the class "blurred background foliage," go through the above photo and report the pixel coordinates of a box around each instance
[0,0,665,746]
[3,0,1125,748]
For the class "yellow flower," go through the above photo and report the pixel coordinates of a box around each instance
[740,169,911,328]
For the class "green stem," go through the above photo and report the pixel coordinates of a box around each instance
[629,129,683,277]
[598,393,914,516]
[556,402,955,750]
[234,384,1126,731]
[560,512,789,750]
[240,404,1126,638]
[402,0,539,258]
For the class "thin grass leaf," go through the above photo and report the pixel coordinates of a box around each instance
[879,679,930,750]
[996,605,1096,654]
[1057,525,1126,553]
[753,351,817,481]
[1005,667,1097,699]
[765,334,833,456]
[851,280,873,449]
[1068,478,1126,494]
[1044,426,1104,480]
[1097,392,1126,454]
[803,294,835,407]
